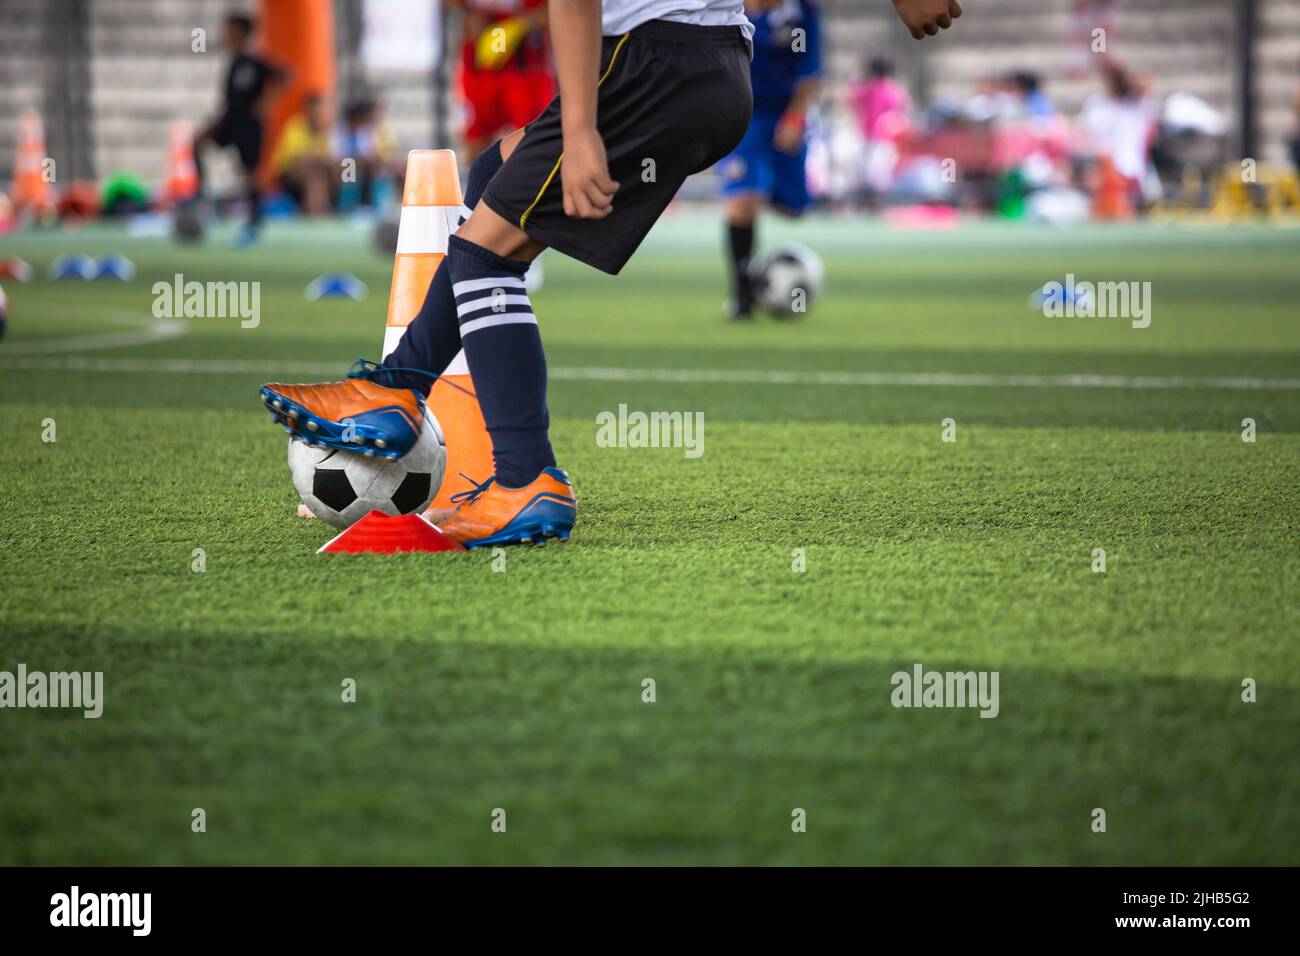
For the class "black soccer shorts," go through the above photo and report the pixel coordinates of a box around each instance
[212,113,264,174]
[480,19,752,275]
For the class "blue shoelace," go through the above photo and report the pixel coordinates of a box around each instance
[346,358,438,389]
[449,474,495,509]
[347,357,477,399]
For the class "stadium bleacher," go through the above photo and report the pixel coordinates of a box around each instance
[1,0,1297,193]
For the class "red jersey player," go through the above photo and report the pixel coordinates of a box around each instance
[452,0,555,160]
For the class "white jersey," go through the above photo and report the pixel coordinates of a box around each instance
[602,0,753,41]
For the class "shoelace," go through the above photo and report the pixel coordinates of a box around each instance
[347,358,477,399]
[449,473,495,510]
[346,358,437,388]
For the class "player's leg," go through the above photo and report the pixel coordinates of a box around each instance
[234,120,264,246]
[426,206,573,546]
[259,128,528,457]
[723,192,761,319]
[194,117,235,202]
[769,136,813,219]
[719,117,775,319]
[296,156,336,216]
[430,23,751,545]
[446,205,550,485]
[191,122,217,195]
[381,127,526,389]
[262,23,752,546]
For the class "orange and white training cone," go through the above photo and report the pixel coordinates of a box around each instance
[383,149,494,511]
[163,121,199,206]
[11,111,54,219]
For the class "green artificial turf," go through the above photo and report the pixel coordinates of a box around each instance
[0,215,1296,865]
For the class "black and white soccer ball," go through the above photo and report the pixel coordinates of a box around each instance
[750,242,825,317]
[288,414,446,528]
[172,206,205,244]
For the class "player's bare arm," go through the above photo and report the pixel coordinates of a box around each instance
[774,78,818,153]
[550,0,619,219]
[891,0,962,40]
[252,66,287,121]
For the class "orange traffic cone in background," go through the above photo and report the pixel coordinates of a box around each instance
[1092,155,1134,221]
[163,122,199,206]
[384,149,494,511]
[11,111,54,219]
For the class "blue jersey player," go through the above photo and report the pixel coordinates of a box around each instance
[720,0,822,319]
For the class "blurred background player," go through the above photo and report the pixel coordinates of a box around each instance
[719,0,822,320]
[849,55,911,207]
[192,12,285,245]
[450,0,555,162]
[1079,62,1156,209]
[271,92,335,216]
[851,55,910,144]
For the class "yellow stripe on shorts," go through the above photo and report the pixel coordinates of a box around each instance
[519,32,632,232]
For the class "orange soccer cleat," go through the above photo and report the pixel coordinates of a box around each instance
[260,360,431,459]
[428,467,576,548]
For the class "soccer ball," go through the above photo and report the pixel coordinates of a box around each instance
[288,413,446,528]
[172,206,205,244]
[750,242,824,317]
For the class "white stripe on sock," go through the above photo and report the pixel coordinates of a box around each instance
[452,275,526,296]
[455,293,534,316]
[459,313,539,336]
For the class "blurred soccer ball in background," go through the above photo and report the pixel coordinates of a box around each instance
[172,206,205,244]
[750,242,825,317]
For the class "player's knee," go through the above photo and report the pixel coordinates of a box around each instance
[499,128,526,163]
[724,196,760,226]
[458,204,542,262]
[465,139,507,209]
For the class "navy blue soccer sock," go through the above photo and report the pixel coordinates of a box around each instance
[381,140,504,394]
[447,234,555,489]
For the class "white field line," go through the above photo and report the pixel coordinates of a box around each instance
[1,313,186,355]
[0,354,1297,391]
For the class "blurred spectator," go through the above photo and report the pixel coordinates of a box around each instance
[336,97,400,208]
[272,93,336,216]
[1079,63,1156,200]
[966,75,1015,123]
[851,57,910,142]
[1009,72,1055,123]
[848,56,910,203]
[450,0,554,161]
